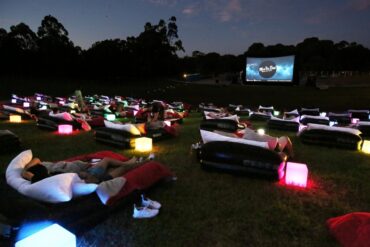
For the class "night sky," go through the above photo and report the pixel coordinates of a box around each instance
[1,0,370,55]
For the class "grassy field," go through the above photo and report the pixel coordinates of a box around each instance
[1,81,370,246]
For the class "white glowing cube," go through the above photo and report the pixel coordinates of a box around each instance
[59,100,65,105]
[11,99,17,104]
[164,120,171,126]
[58,124,73,134]
[320,112,327,117]
[15,223,76,247]
[273,111,280,116]
[257,128,265,135]
[135,137,152,152]
[329,121,336,127]
[285,162,308,188]
[362,140,370,154]
[36,96,42,101]
[10,115,21,123]
[70,110,76,114]
[105,114,116,121]
[23,102,30,108]
[351,118,360,124]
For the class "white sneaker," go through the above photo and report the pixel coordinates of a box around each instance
[141,195,161,209]
[148,153,155,160]
[133,205,159,219]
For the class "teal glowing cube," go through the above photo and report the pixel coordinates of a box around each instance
[15,224,76,247]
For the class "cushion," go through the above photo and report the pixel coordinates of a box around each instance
[5,150,97,203]
[258,105,274,111]
[104,120,141,135]
[327,212,370,247]
[49,111,74,121]
[305,123,362,136]
[200,129,269,149]
[270,116,300,123]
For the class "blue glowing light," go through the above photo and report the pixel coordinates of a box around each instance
[15,223,76,247]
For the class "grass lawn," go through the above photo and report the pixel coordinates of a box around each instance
[1,82,370,246]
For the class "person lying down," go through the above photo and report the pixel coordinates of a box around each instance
[214,127,294,158]
[22,156,147,184]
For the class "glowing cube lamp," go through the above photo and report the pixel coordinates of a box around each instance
[257,128,265,135]
[11,99,17,104]
[36,96,42,101]
[351,118,360,124]
[58,124,73,134]
[135,137,152,152]
[10,115,22,123]
[105,114,116,121]
[23,102,30,108]
[15,223,76,247]
[362,140,370,154]
[285,162,308,188]
[273,111,280,116]
[320,112,327,117]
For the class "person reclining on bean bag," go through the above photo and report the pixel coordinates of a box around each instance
[22,156,146,184]
[214,127,294,158]
[146,102,179,136]
[49,108,91,131]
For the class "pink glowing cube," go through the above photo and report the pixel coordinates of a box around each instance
[58,124,73,134]
[351,118,360,124]
[285,162,308,188]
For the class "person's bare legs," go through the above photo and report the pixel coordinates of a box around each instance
[108,161,147,178]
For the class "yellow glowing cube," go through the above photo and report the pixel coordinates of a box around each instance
[362,140,370,154]
[135,137,152,152]
[10,115,22,123]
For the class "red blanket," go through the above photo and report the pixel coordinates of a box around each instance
[65,151,173,205]
[327,212,370,247]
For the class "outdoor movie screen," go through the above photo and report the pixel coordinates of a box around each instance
[246,55,295,83]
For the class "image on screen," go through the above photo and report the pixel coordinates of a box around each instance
[246,56,295,82]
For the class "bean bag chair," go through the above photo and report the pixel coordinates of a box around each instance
[328,112,352,125]
[348,110,369,121]
[267,116,300,132]
[300,115,330,126]
[327,212,370,247]
[0,150,173,235]
[300,108,320,116]
[0,130,21,154]
[299,124,362,150]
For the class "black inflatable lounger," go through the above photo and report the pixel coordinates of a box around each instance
[37,115,81,131]
[348,110,369,121]
[94,127,171,147]
[299,125,362,150]
[0,130,21,154]
[300,115,330,126]
[328,112,351,125]
[267,117,300,132]
[200,119,239,133]
[300,108,320,116]
[249,112,271,121]
[198,141,286,180]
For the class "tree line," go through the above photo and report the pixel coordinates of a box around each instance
[1,15,370,79]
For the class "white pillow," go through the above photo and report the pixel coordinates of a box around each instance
[300,115,329,120]
[271,116,300,123]
[258,105,274,111]
[6,150,96,203]
[200,130,269,149]
[284,109,299,115]
[104,120,141,135]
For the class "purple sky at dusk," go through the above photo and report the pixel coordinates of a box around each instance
[1,0,370,55]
